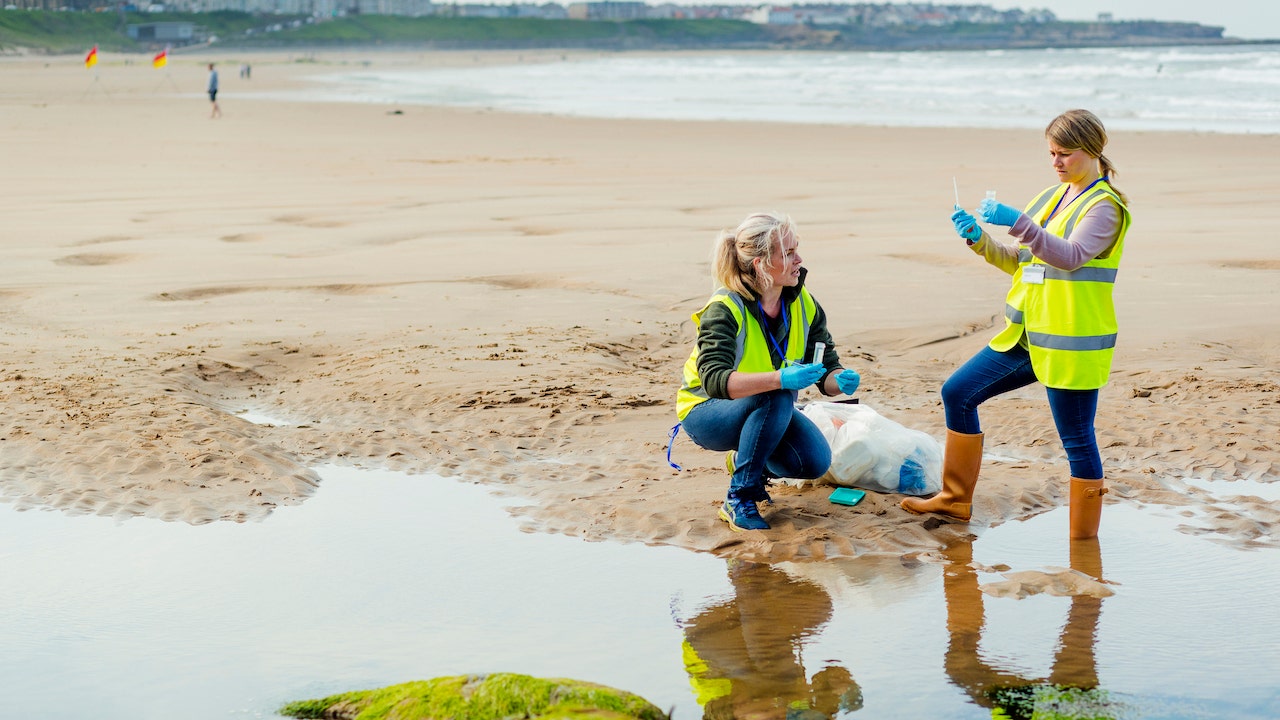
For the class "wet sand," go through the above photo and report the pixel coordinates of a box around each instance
[1,49,1278,562]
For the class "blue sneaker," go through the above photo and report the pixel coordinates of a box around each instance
[719,497,770,531]
[726,452,773,506]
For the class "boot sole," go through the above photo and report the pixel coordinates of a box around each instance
[900,499,971,522]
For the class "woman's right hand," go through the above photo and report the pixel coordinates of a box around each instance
[779,362,825,390]
[978,198,1022,226]
[951,206,982,242]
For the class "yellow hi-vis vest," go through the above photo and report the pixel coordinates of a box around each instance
[681,640,733,707]
[989,179,1131,390]
[676,287,815,420]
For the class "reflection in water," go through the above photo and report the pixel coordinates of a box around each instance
[943,538,1116,719]
[678,561,862,720]
[0,466,725,719]
[5,467,1274,719]
[673,541,1120,719]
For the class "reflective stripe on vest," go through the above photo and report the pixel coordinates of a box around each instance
[1016,248,1119,282]
[989,180,1130,389]
[676,288,814,420]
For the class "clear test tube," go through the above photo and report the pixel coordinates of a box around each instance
[813,342,826,366]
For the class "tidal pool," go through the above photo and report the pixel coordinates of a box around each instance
[2,465,1276,719]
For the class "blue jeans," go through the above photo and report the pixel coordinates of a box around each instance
[941,345,1104,480]
[681,390,831,502]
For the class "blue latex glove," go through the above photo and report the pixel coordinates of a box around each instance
[978,198,1021,227]
[951,207,981,242]
[836,369,860,395]
[780,362,825,390]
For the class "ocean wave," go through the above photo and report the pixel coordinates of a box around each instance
[277,45,1280,134]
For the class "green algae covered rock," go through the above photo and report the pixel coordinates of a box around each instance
[989,684,1125,720]
[279,672,670,720]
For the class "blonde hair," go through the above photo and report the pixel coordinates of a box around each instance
[1046,109,1127,204]
[711,212,796,300]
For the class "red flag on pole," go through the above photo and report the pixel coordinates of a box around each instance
[152,47,168,69]
[85,45,98,68]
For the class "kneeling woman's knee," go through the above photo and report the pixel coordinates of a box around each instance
[784,413,832,480]
[762,388,795,411]
[940,375,967,409]
[800,443,832,480]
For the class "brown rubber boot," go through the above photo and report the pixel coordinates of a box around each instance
[1068,536,1103,580]
[901,429,984,521]
[1069,477,1108,539]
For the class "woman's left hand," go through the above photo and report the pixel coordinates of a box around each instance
[951,207,982,242]
[978,198,1022,227]
[836,369,860,395]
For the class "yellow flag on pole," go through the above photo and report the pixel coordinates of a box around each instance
[152,48,168,68]
[85,45,98,68]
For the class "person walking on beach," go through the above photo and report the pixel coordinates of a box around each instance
[676,212,862,531]
[207,63,221,119]
[902,109,1131,540]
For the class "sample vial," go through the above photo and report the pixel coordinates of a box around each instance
[986,190,998,201]
[813,342,826,366]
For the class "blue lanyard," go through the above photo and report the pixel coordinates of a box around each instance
[666,423,683,470]
[1042,176,1106,228]
[757,299,791,367]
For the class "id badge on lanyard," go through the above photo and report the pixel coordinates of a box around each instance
[1023,264,1046,285]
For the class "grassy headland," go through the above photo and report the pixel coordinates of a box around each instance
[0,8,1243,55]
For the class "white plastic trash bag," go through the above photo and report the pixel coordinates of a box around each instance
[791,402,942,496]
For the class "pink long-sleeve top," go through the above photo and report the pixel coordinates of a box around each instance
[970,199,1122,274]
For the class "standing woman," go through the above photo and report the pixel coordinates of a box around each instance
[676,212,861,531]
[902,109,1131,539]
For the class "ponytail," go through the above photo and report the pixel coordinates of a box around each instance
[710,212,796,300]
[711,230,754,298]
[1098,153,1128,205]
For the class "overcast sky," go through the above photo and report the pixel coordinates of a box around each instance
[986,0,1279,40]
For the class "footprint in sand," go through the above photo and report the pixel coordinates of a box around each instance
[70,234,137,247]
[154,286,259,301]
[272,214,347,229]
[1220,259,1280,270]
[54,253,133,267]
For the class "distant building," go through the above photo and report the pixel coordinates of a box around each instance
[566,1,645,20]
[515,3,568,19]
[453,2,566,18]
[747,6,800,25]
[126,21,195,44]
[456,3,505,16]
